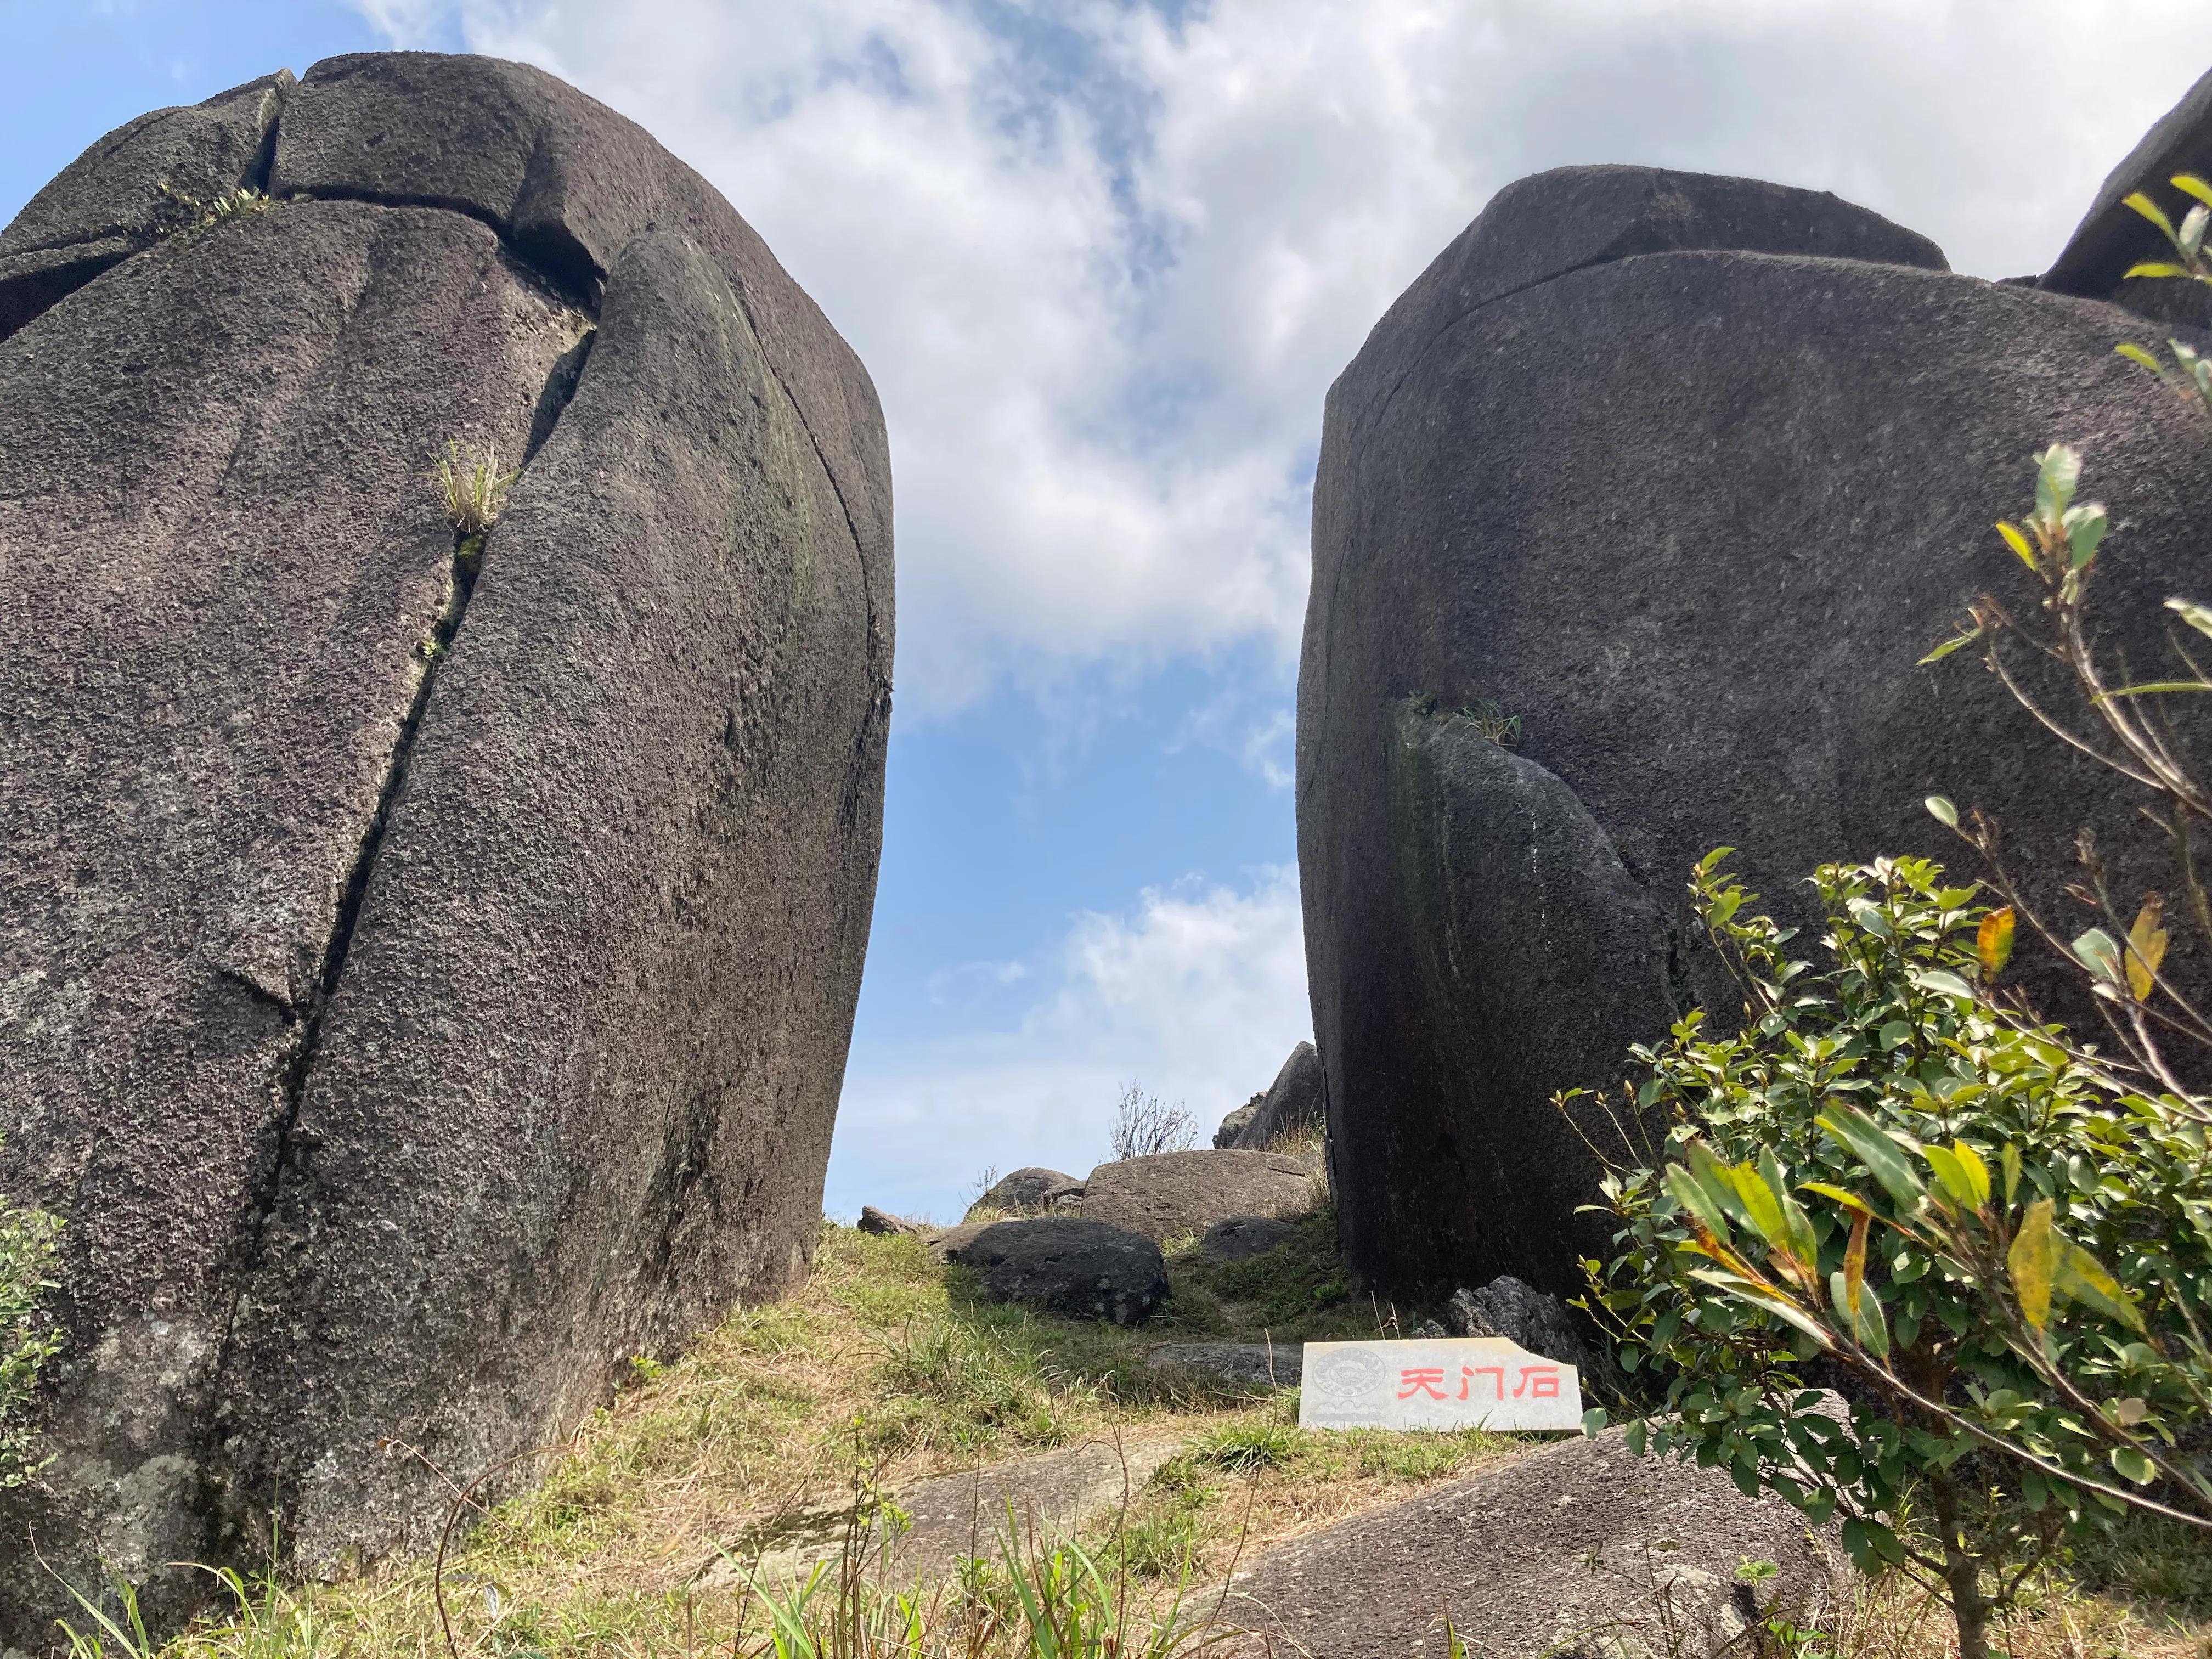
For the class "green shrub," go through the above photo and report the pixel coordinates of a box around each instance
[1,1138,63,1489]
[1577,854,2212,1659]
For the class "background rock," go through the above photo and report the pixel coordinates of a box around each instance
[1199,1216,1300,1263]
[1145,1342,1302,1389]
[1301,159,2212,1304]
[1082,1150,1319,1243]
[859,1207,930,1237]
[1221,1428,1841,1658]
[942,1219,1169,1325]
[966,1166,1083,1218]
[0,55,890,1638]
[1447,1277,1591,1372]
[1215,1041,1327,1151]
[1212,1093,1266,1148]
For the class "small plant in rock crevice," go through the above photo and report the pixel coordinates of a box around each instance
[430,438,521,543]
[1457,698,1522,748]
[0,1135,63,1490]
[154,180,273,248]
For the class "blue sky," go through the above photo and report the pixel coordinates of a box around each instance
[9,0,2211,1223]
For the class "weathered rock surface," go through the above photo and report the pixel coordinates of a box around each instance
[0,55,890,1643]
[2043,66,2212,327]
[709,1436,1181,1590]
[1447,1277,1590,1372]
[1221,1429,1839,1658]
[1082,1150,1319,1243]
[942,1220,1169,1325]
[859,1207,931,1237]
[966,1166,1083,1218]
[1198,1216,1300,1263]
[1215,1041,1327,1151]
[1145,1342,1303,1389]
[1302,159,2212,1302]
[0,71,290,344]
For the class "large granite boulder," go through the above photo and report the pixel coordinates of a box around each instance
[1301,159,2212,1302]
[1082,1150,1319,1242]
[1221,1427,1840,1657]
[943,1220,1170,1326]
[0,54,890,1643]
[1215,1041,1327,1150]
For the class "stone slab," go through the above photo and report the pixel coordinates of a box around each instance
[704,1436,1181,1589]
[1296,1338,1581,1432]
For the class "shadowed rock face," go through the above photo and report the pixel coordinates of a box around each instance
[1301,161,2212,1304]
[0,54,889,1646]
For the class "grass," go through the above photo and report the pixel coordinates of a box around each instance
[429,439,520,541]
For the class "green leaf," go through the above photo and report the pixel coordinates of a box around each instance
[1911,968,1977,1001]
[1995,520,2039,571]
[2063,503,2108,569]
[1818,1102,1926,1211]
[2173,173,2212,210]
[2111,1446,2155,1485]
[1725,1158,1792,1251]
[2165,597,2212,640]
[2001,1143,2021,1206]
[2124,261,2196,280]
[1582,1407,1609,1438]
[1925,794,1959,828]
[1918,630,1982,667]
[1799,1181,1880,1221]
[2095,680,2212,699]
[2072,928,2124,984]
[2009,1198,2055,1332]
[2181,203,2208,257]
[1689,1269,1836,1349]
[2116,342,2166,373]
[2035,444,2081,521]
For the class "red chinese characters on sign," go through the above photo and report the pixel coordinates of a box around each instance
[1448,1364,1560,1401]
[1396,1367,1447,1400]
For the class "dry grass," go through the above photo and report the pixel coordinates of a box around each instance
[1827,1564,2209,1659]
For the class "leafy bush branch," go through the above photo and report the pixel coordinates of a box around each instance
[1572,857,2211,1659]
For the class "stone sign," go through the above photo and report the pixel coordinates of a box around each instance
[1297,1338,1583,1432]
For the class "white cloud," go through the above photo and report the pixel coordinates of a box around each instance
[360,0,2212,716]
[829,866,1310,1221]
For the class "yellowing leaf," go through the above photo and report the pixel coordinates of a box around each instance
[2009,1198,2055,1331]
[1996,521,2038,572]
[1978,907,2016,977]
[2056,1243,2148,1334]
[2126,895,2169,1002]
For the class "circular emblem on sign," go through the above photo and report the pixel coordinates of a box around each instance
[1308,1346,1389,1401]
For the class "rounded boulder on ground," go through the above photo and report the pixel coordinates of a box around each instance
[1199,1215,1299,1263]
[1081,1149,1318,1243]
[941,1218,1169,1325]
[965,1166,1083,1218]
